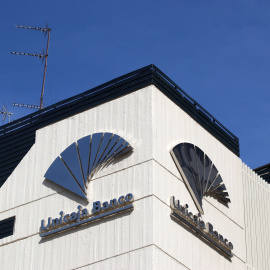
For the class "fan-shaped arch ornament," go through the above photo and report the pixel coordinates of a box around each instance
[170,143,230,214]
[44,133,133,200]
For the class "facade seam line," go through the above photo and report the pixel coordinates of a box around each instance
[90,158,153,182]
[152,244,191,269]
[0,232,39,248]
[152,158,184,182]
[71,244,190,270]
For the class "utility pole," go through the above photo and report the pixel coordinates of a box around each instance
[11,24,51,110]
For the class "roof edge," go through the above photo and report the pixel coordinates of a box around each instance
[0,64,240,186]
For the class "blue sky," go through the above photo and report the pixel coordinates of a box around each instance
[0,0,270,169]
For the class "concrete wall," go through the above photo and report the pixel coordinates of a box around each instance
[242,163,270,270]
[151,88,245,270]
[0,85,268,269]
[0,86,155,270]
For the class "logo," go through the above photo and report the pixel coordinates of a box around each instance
[44,132,133,200]
[170,142,230,214]
[170,143,233,256]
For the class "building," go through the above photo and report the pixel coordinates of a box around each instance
[254,164,270,184]
[0,65,269,269]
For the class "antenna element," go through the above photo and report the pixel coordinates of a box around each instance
[0,105,13,123]
[13,103,40,110]
[11,24,51,110]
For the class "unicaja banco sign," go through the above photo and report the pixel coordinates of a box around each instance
[40,193,134,238]
[41,132,134,237]
[170,196,233,257]
[170,142,230,214]
[44,132,133,201]
[170,142,233,257]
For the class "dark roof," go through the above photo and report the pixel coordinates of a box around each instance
[254,164,270,184]
[0,64,239,188]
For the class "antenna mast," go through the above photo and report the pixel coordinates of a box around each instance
[11,24,51,110]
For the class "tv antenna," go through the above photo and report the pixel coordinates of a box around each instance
[12,103,40,110]
[11,24,51,110]
[0,104,13,123]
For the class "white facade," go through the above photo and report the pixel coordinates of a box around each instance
[0,85,269,269]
